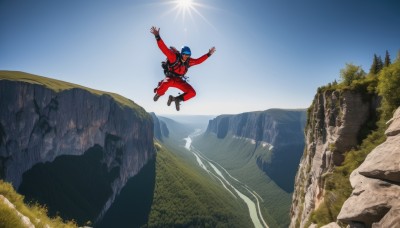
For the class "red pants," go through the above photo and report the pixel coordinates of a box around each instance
[155,77,196,101]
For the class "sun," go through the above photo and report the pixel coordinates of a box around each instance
[172,0,197,21]
[177,0,194,10]
[159,0,216,30]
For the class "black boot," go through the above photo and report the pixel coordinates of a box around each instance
[167,95,183,111]
[167,95,174,106]
[153,93,161,102]
[174,95,184,111]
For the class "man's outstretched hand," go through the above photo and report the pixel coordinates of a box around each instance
[150,26,160,37]
[208,47,216,56]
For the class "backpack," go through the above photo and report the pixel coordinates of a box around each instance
[161,46,190,77]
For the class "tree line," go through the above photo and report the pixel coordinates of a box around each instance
[320,49,400,121]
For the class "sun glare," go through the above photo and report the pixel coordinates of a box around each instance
[177,0,193,10]
[159,0,216,30]
[171,0,197,21]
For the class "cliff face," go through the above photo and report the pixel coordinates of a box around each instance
[206,109,307,192]
[150,113,169,141]
[337,107,400,227]
[290,90,377,227]
[0,72,155,222]
[206,109,306,147]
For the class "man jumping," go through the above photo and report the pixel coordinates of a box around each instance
[151,26,216,111]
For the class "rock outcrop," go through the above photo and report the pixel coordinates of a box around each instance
[0,71,155,222]
[290,90,377,227]
[337,107,400,227]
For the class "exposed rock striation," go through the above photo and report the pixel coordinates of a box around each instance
[290,90,377,227]
[0,72,155,222]
[206,109,306,146]
[337,107,400,227]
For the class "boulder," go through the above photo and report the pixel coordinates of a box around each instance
[320,222,341,228]
[338,107,400,226]
[385,107,400,136]
[372,204,400,228]
[338,173,399,226]
[357,135,400,183]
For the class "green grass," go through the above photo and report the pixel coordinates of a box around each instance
[0,70,149,120]
[146,141,252,227]
[0,180,78,228]
[0,201,27,228]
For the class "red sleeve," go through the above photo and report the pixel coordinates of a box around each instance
[157,38,177,63]
[188,54,209,67]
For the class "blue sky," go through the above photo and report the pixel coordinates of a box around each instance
[1,0,399,115]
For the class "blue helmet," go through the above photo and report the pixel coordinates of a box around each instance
[181,46,191,56]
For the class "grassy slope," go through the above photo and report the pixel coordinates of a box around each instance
[147,142,252,227]
[0,70,148,120]
[0,180,78,228]
[192,133,292,228]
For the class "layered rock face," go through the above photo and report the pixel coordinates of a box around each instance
[206,109,306,192]
[0,78,155,221]
[337,107,400,227]
[206,109,306,147]
[290,90,376,227]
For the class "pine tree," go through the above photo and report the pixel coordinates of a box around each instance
[369,54,383,75]
[378,56,383,71]
[384,50,391,67]
[397,50,400,61]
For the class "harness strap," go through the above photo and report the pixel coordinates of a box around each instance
[164,53,190,77]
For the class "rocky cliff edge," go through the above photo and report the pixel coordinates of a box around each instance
[337,107,400,227]
[290,90,377,227]
[0,71,155,222]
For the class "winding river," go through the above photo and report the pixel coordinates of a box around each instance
[184,130,268,228]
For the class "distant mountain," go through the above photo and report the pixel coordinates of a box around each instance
[0,71,155,225]
[153,114,212,155]
[162,114,216,130]
[205,109,307,192]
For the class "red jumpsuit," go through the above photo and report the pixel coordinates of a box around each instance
[154,37,210,101]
